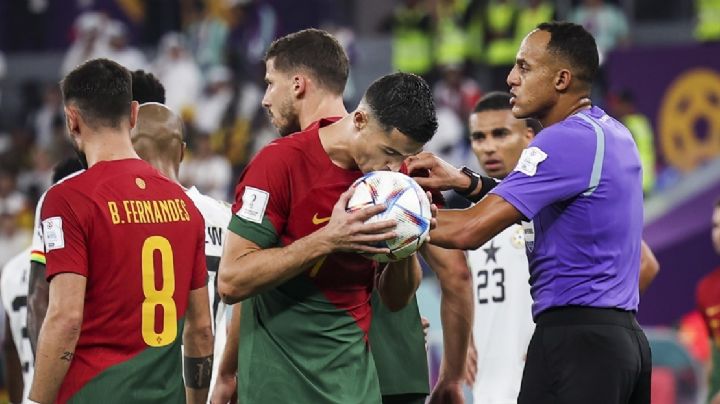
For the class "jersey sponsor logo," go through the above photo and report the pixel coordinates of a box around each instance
[514,147,548,176]
[237,187,269,224]
[136,177,146,189]
[311,213,331,225]
[521,221,535,253]
[42,216,65,251]
[107,199,191,225]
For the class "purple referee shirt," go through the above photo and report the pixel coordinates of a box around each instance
[491,106,643,318]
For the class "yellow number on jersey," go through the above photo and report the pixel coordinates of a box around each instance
[141,236,177,347]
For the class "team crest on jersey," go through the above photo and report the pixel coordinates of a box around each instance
[521,221,535,253]
[515,147,548,176]
[42,216,65,251]
[511,225,525,249]
[237,186,269,224]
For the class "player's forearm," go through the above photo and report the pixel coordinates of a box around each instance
[183,321,214,404]
[422,245,473,383]
[377,255,422,311]
[29,310,82,403]
[218,231,332,304]
[28,262,50,355]
[431,195,521,250]
[218,304,241,377]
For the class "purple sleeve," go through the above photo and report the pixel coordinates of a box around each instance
[491,120,598,220]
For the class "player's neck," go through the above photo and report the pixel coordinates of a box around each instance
[83,129,140,168]
[299,93,347,130]
[542,95,592,128]
[147,158,180,184]
[318,115,357,170]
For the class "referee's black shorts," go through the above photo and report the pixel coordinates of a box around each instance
[518,306,652,404]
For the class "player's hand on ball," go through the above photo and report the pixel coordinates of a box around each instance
[322,187,396,254]
[406,152,465,191]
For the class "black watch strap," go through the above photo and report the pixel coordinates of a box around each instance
[457,166,480,196]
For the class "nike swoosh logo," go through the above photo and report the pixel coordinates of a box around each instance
[312,213,331,225]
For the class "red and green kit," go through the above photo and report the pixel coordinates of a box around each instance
[229,119,383,403]
[41,159,207,404]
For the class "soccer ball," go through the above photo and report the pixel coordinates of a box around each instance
[346,171,432,263]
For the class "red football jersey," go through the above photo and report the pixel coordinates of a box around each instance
[40,159,207,403]
[697,267,720,347]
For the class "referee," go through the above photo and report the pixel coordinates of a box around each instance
[407,22,651,404]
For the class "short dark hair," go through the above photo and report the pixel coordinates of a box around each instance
[473,91,543,135]
[364,72,437,143]
[131,70,165,104]
[61,58,132,128]
[536,22,599,85]
[264,28,349,95]
[51,158,84,184]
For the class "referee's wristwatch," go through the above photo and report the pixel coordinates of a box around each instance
[457,166,481,197]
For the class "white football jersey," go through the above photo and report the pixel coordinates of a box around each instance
[469,223,534,404]
[184,186,232,395]
[1,247,34,402]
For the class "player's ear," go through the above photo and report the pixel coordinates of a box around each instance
[180,141,186,163]
[293,75,306,98]
[555,69,572,91]
[129,101,140,129]
[353,110,369,131]
[64,105,80,135]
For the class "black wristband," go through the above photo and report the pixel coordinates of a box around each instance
[457,166,480,196]
[184,355,214,389]
[465,175,500,204]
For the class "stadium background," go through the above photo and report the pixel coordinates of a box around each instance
[0,0,718,402]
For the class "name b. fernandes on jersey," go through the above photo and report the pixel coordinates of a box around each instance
[107,199,192,224]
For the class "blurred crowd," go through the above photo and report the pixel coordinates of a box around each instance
[0,0,718,280]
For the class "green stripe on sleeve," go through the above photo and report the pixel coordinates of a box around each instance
[228,214,278,248]
[577,113,606,197]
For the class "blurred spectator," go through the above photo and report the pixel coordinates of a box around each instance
[180,135,232,202]
[694,0,720,42]
[323,24,359,103]
[16,147,53,197]
[516,0,555,40]
[468,0,520,90]
[32,84,63,150]
[60,12,110,76]
[696,200,720,403]
[380,0,434,81]
[434,0,469,69]
[425,105,467,168]
[0,170,26,218]
[186,2,230,72]
[569,0,629,64]
[143,0,183,45]
[0,50,6,105]
[433,64,483,122]
[104,20,147,71]
[0,213,30,269]
[194,65,234,135]
[608,90,656,195]
[152,32,202,116]
[462,0,484,75]
[47,115,75,163]
[226,0,278,83]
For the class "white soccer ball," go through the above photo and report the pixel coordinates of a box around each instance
[346,171,432,263]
